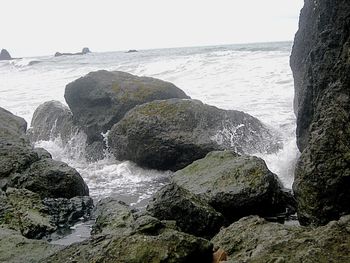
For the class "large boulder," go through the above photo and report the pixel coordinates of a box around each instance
[9,158,89,199]
[0,227,61,263]
[108,99,280,171]
[146,183,225,239]
[173,151,294,222]
[290,0,350,225]
[0,107,91,240]
[28,100,77,144]
[212,215,350,263]
[64,70,190,148]
[0,49,11,60]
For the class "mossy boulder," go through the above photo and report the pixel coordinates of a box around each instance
[173,151,293,222]
[91,198,135,235]
[9,158,89,199]
[0,188,55,239]
[0,226,61,263]
[212,215,350,263]
[64,70,189,151]
[44,228,213,263]
[147,183,225,239]
[28,100,77,144]
[108,99,280,171]
[290,0,350,225]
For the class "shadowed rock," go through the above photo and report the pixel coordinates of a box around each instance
[290,0,350,225]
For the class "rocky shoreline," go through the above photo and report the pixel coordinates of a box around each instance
[1,0,350,261]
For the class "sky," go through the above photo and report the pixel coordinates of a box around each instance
[1,0,304,57]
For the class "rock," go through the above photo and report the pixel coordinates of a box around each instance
[43,196,93,227]
[28,100,77,144]
[82,47,91,54]
[64,70,190,148]
[91,197,135,235]
[0,188,55,239]
[173,151,293,222]
[0,49,11,60]
[147,183,224,239]
[54,48,91,57]
[132,215,165,235]
[0,226,62,263]
[290,0,350,225]
[108,99,280,171]
[212,215,350,263]
[127,49,138,53]
[9,158,89,199]
[44,228,213,263]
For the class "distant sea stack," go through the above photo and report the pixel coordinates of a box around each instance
[54,47,91,57]
[126,49,138,53]
[290,0,350,226]
[0,49,12,60]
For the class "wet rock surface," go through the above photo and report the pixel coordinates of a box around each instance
[212,215,350,263]
[108,99,280,171]
[291,0,350,225]
[64,70,189,150]
[28,100,77,144]
[173,151,293,222]
[147,183,225,239]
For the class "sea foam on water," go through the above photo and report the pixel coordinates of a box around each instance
[0,41,298,205]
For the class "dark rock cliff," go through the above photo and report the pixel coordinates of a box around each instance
[291,0,350,225]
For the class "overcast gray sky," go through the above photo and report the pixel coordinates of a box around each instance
[1,0,304,57]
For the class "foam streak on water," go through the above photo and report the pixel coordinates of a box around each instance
[0,41,298,203]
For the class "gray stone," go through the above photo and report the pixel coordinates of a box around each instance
[108,99,280,171]
[147,183,225,238]
[173,151,293,222]
[212,215,350,263]
[64,70,190,150]
[28,100,77,144]
[0,49,11,60]
[0,227,61,263]
[290,0,350,225]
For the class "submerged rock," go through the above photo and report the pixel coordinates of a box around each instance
[0,49,11,60]
[28,100,77,144]
[212,215,350,263]
[108,99,280,171]
[147,183,225,239]
[65,70,189,150]
[173,151,294,222]
[290,0,350,225]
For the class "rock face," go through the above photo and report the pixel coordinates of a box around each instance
[212,215,350,263]
[64,70,190,151]
[173,151,293,222]
[290,0,350,225]
[147,183,225,239]
[108,99,280,171]
[0,106,91,239]
[0,226,61,263]
[0,49,11,60]
[45,228,213,263]
[45,198,213,263]
[28,100,77,144]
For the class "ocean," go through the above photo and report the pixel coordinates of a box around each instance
[0,41,298,207]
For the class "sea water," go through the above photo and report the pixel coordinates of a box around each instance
[0,41,299,206]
